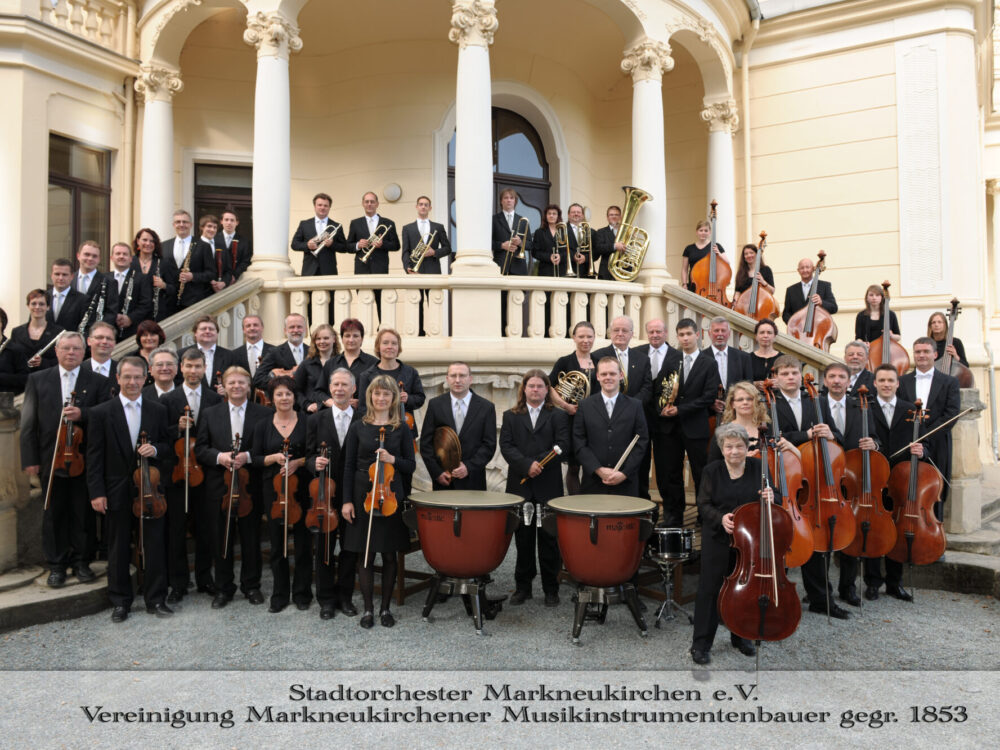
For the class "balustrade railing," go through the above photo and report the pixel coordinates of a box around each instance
[39,0,132,57]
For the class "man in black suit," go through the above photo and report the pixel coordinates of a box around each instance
[47,258,88,333]
[653,318,720,526]
[420,362,497,491]
[844,340,874,396]
[639,318,674,501]
[231,314,275,384]
[160,348,223,603]
[707,317,753,416]
[499,369,570,606]
[307,367,361,619]
[87,356,172,622]
[218,209,253,281]
[72,240,119,333]
[177,315,233,393]
[898,337,960,513]
[865,364,926,601]
[110,242,152,341]
[491,188,532,334]
[402,196,453,336]
[195,365,270,608]
[20,332,110,587]
[252,312,306,391]
[347,191,401,322]
[591,205,623,281]
[573,357,649,497]
[290,192,347,276]
[565,203,591,278]
[591,316,652,406]
[198,214,232,294]
[161,209,214,313]
[781,256,838,324]
[82,321,118,382]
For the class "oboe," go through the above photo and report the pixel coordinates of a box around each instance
[177,244,195,301]
[78,277,108,334]
[119,271,135,336]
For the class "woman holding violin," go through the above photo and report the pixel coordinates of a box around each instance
[322,318,378,409]
[855,284,901,344]
[691,423,773,665]
[252,375,313,613]
[549,321,599,494]
[10,289,63,371]
[707,382,801,463]
[342,376,416,629]
[750,318,781,383]
[295,323,341,413]
[927,311,968,367]
[681,218,729,293]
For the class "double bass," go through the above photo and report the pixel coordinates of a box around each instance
[271,437,303,559]
[732,230,780,322]
[934,299,974,388]
[132,431,167,570]
[865,281,909,376]
[690,200,731,305]
[307,442,339,565]
[786,251,838,352]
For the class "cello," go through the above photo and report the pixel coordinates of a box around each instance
[307,442,339,565]
[786,251,838,352]
[761,380,812,568]
[43,390,86,511]
[718,435,801,649]
[690,200,731,305]
[271,436,303,559]
[840,386,896,563]
[172,405,204,514]
[221,433,253,559]
[132,431,167,571]
[934,299,974,388]
[363,426,398,563]
[865,281,909,376]
[732,230,780,322]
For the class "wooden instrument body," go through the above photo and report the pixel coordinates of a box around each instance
[934,299,974,388]
[841,448,896,558]
[768,447,812,568]
[866,282,909,376]
[272,471,303,525]
[307,447,339,535]
[732,285,780,322]
[786,252,836,351]
[221,467,253,518]
[132,436,166,520]
[364,426,398,516]
[886,457,946,566]
[57,392,86,477]
[172,436,204,486]
[690,200,731,305]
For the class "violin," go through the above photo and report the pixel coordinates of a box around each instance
[132,431,167,570]
[363,426,398,564]
[718,436,802,644]
[732,230,780,321]
[841,386,896,560]
[221,433,253,558]
[798,374,854,553]
[866,281,909,376]
[934,298,974,388]
[172,405,204,512]
[307,442,339,565]
[44,390,85,511]
[786,251,838,351]
[887,400,946,568]
[271,436,303,558]
[761,380,812,568]
[690,200,731,305]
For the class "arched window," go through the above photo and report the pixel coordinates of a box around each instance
[448,107,551,244]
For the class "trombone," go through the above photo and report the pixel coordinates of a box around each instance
[577,221,595,278]
[409,230,437,273]
[553,222,570,278]
[359,224,389,264]
[501,217,530,275]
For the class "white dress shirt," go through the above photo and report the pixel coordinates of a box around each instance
[827,395,847,434]
[332,405,354,445]
[877,396,897,425]
[915,369,934,407]
[90,359,111,378]
[784,392,803,429]
[713,346,728,388]
[602,393,618,417]
[451,392,472,432]
[173,236,191,267]
[801,280,813,300]
[200,345,217,378]
[120,393,142,448]
[185,384,202,422]
[58,365,80,402]
[648,344,667,378]
[78,269,96,295]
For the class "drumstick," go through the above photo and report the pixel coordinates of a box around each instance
[611,434,640,474]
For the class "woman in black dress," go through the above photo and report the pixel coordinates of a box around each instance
[133,227,170,322]
[0,306,29,394]
[681,220,728,292]
[322,318,378,408]
[691,422,774,665]
[927,311,968,367]
[356,328,425,436]
[10,289,63,372]
[854,284,900,344]
[549,321,598,494]
[750,318,780,383]
[252,376,313,612]
[532,204,576,277]
[342,376,416,628]
[733,243,776,296]
[295,323,341,413]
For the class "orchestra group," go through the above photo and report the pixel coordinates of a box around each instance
[0,190,969,665]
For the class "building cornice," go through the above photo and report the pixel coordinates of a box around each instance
[0,14,139,78]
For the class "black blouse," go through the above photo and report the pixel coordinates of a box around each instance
[855,311,900,343]
[322,350,378,401]
[751,352,780,382]
[252,416,311,509]
[549,352,598,402]
[734,265,775,294]
[934,337,968,367]
[294,356,333,411]
[9,321,64,371]
[0,336,29,394]
[682,243,726,290]
[697,457,774,544]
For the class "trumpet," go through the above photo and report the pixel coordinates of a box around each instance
[312,222,341,251]
[501,217,530,275]
[577,221,595,278]
[553,222,570,278]
[555,370,591,405]
[608,185,653,282]
[658,369,681,410]
[409,230,437,274]
[359,224,389,264]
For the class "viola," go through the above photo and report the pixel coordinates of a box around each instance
[307,442,339,565]
[732,230,780,321]
[172,405,204,513]
[866,281,909,376]
[841,386,896,559]
[786,251,838,352]
[718,436,801,644]
[271,436,303,559]
[887,400,946,568]
[690,200,731,305]
[132,431,167,570]
[44,390,85,511]
[798,374,854,553]
[221,433,253,559]
[363,426,398,564]
[934,298,974,388]
[761,380,812,568]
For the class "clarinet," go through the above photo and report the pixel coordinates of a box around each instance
[177,244,195,301]
[119,271,135,337]
[78,277,108,334]
[152,257,161,319]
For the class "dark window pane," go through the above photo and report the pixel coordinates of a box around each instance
[47,185,73,269]
[196,164,253,189]
[497,132,543,179]
[49,134,108,185]
[80,190,110,265]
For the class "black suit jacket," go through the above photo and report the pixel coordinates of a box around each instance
[870,396,921,467]
[774,389,823,447]
[291,218,347,276]
[71,271,119,331]
[252,341,301,391]
[81,357,117,384]
[572,392,649,497]
[46,287,88,332]
[401,220,453,274]
[491,212,531,275]
[115,261,154,340]
[161,238,215,310]
[347,215,401,274]
[531,225,579,277]
[653,348,720,439]
[9,322,63,370]
[306,407,360,508]
[499,406,569,501]
[897,369,960,473]
[847,369,874,398]
[420,392,497,491]
[176,345,235,390]
[591,344,652,407]
[159,385,223,483]
[86,396,170,511]
[215,231,253,280]
[194,400,270,509]
[708,345,753,390]
[817,395,871,450]
[782,279,838,323]
[591,225,619,280]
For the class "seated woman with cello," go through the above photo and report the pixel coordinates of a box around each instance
[341,376,416,629]
[750,318,781,383]
[252,375,313,614]
[707,381,800,463]
[691,423,774,665]
[855,284,901,344]
[927,311,969,367]
[733,243,776,298]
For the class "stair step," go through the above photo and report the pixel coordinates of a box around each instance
[947,521,1000,555]
[981,496,1000,524]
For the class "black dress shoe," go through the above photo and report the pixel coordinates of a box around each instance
[47,570,66,588]
[339,601,358,617]
[380,610,395,627]
[146,603,174,618]
[808,602,850,620]
[839,589,862,607]
[166,590,185,605]
[731,636,756,657]
[211,593,232,609]
[111,606,129,623]
[197,583,218,595]
[360,611,375,629]
[510,590,532,605]
[295,601,311,612]
[246,590,264,605]
[320,606,336,620]
[690,648,711,665]
[864,585,880,601]
[268,602,287,614]
[74,565,96,583]
[544,592,560,607]
[884,584,913,602]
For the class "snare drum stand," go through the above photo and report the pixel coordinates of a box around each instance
[652,557,693,628]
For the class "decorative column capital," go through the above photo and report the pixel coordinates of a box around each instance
[988,178,1000,196]
[700,100,739,134]
[621,39,674,83]
[449,0,498,48]
[134,64,183,104]
[243,11,303,59]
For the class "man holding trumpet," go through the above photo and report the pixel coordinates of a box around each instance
[402,196,453,336]
[291,192,347,276]
[347,191,401,323]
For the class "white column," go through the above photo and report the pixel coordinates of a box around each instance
[702,100,739,260]
[449,0,498,275]
[134,65,182,237]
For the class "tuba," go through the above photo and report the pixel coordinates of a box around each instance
[608,186,653,282]
[555,371,590,405]
[359,224,389,264]
[409,230,437,274]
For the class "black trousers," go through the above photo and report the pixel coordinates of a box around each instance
[107,503,167,609]
[692,532,735,651]
[267,511,313,607]
[838,552,859,594]
[863,556,903,588]
[513,506,561,595]
[165,483,214,593]
[213,505,263,597]
[657,431,708,527]
[41,473,93,571]
[800,551,834,604]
